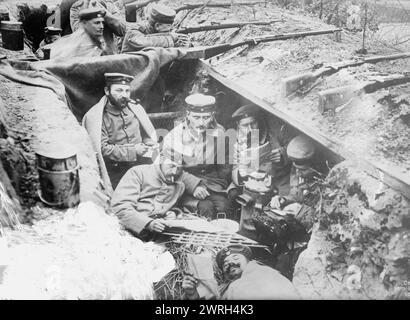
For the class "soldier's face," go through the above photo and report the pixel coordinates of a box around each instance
[186,111,214,134]
[45,34,61,44]
[160,159,183,183]
[154,22,172,33]
[237,116,259,139]
[83,17,104,38]
[105,84,131,109]
[222,253,249,281]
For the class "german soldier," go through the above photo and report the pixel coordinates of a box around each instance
[82,73,158,191]
[162,93,231,219]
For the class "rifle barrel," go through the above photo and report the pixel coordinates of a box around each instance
[243,28,342,45]
[175,1,266,12]
[185,28,341,60]
[177,20,280,34]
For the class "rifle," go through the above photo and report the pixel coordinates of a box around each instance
[176,20,281,34]
[181,28,341,60]
[282,51,410,96]
[318,73,410,113]
[175,1,267,12]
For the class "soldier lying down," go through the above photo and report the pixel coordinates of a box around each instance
[182,244,300,300]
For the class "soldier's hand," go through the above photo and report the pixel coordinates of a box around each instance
[146,219,167,233]
[270,195,286,209]
[135,143,148,156]
[172,33,190,47]
[182,273,200,299]
[270,148,282,163]
[193,186,210,200]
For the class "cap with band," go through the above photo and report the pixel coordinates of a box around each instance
[44,27,62,35]
[232,104,260,121]
[149,4,176,24]
[79,8,106,21]
[215,245,253,270]
[185,93,216,113]
[104,73,134,86]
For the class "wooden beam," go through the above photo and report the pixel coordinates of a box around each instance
[199,60,410,200]
[148,111,184,121]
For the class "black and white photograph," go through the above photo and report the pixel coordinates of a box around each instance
[0,0,409,304]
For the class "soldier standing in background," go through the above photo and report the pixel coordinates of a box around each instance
[121,3,189,53]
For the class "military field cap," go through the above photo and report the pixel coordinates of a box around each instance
[149,4,176,24]
[44,27,62,35]
[287,135,316,168]
[232,104,261,121]
[185,93,216,113]
[104,73,134,86]
[79,7,106,21]
[216,244,252,270]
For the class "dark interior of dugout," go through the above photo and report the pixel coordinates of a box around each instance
[152,60,344,282]
[156,59,343,171]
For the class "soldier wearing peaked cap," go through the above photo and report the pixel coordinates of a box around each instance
[54,0,126,58]
[182,244,300,300]
[35,27,62,59]
[82,73,158,191]
[270,135,323,231]
[162,93,232,220]
[121,3,189,53]
[226,104,292,219]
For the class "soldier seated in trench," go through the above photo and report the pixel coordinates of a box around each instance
[82,73,158,190]
[227,104,291,217]
[110,151,204,240]
[269,134,323,231]
[182,244,300,300]
[162,93,232,220]
[121,4,189,53]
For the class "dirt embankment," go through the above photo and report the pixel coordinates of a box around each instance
[0,51,102,221]
[160,0,410,190]
[294,160,410,299]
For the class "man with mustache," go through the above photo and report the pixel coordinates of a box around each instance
[182,244,300,299]
[82,73,158,190]
[162,93,231,219]
[110,152,203,240]
[227,104,292,216]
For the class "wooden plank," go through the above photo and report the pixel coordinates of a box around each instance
[148,111,183,121]
[199,60,410,200]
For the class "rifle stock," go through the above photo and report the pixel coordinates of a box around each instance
[318,74,410,113]
[282,51,410,96]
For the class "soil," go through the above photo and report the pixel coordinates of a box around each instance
[0,46,101,214]
[158,0,410,192]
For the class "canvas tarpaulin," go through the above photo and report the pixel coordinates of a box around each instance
[0,47,186,120]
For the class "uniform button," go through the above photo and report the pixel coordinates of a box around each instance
[124,126,127,129]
